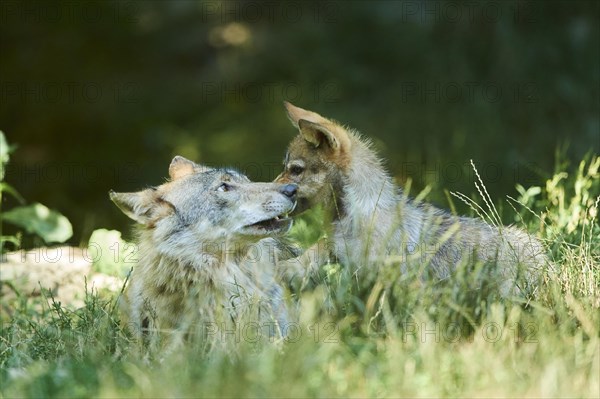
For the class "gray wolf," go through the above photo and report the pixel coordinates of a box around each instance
[110,156,298,345]
[275,102,548,297]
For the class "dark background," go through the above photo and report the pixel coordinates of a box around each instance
[1,0,598,245]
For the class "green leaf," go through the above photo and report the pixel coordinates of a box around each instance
[2,203,73,243]
[0,131,16,181]
[0,131,9,163]
[0,182,25,204]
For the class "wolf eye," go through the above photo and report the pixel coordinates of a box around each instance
[217,183,231,192]
[289,165,305,176]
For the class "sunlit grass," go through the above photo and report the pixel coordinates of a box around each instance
[1,156,598,398]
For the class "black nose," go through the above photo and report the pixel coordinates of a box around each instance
[279,184,298,199]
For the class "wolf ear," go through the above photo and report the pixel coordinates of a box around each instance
[169,155,211,180]
[109,189,171,225]
[298,119,340,150]
[284,102,351,152]
[284,101,328,128]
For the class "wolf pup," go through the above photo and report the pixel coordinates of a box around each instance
[110,156,298,344]
[275,103,548,297]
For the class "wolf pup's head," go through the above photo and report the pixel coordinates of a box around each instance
[111,156,298,246]
[275,102,353,215]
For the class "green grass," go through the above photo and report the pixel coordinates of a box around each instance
[1,156,598,398]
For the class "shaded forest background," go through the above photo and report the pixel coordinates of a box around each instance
[1,0,598,245]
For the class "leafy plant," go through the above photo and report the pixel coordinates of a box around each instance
[513,153,599,302]
[0,131,73,251]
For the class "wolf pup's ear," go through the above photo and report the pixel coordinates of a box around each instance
[284,101,327,128]
[297,119,340,149]
[109,189,171,225]
[169,155,210,180]
[284,102,351,153]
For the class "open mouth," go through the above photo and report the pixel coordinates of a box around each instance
[241,211,293,236]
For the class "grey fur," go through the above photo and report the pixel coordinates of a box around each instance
[278,103,549,298]
[111,156,296,347]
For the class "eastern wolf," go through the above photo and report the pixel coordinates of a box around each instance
[275,103,548,297]
[110,156,298,344]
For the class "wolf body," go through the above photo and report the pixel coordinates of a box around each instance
[110,156,298,343]
[276,103,547,297]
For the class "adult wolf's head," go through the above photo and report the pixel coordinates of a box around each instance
[111,156,298,248]
[275,102,354,215]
